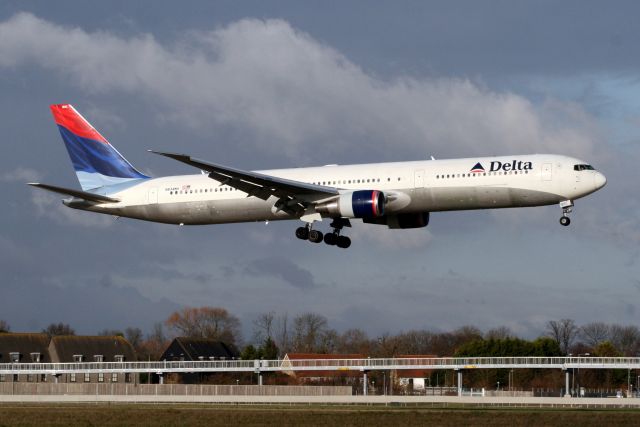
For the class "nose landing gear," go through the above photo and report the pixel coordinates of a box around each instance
[559,200,573,226]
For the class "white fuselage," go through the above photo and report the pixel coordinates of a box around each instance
[69,154,606,225]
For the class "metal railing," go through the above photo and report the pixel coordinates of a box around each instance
[1,357,640,375]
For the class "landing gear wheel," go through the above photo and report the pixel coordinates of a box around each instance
[308,229,324,243]
[295,226,309,240]
[323,233,338,246]
[336,235,351,249]
[559,200,573,227]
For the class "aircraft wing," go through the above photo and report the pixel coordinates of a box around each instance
[27,183,120,203]
[150,151,339,215]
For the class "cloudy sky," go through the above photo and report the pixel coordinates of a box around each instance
[1,1,638,341]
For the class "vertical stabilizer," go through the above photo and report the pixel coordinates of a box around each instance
[50,104,149,190]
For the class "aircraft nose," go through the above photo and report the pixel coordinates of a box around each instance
[594,172,607,190]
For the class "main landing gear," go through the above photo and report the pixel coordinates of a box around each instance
[559,200,573,226]
[295,219,352,249]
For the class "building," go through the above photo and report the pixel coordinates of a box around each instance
[0,333,51,383]
[0,333,137,384]
[282,353,365,384]
[160,337,238,362]
[391,354,436,392]
[49,335,137,384]
[160,337,239,383]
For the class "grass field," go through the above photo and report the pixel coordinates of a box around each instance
[1,404,640,426]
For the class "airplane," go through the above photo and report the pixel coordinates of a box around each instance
[29,104,607,249]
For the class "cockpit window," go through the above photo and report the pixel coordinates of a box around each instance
[574,164,595,171]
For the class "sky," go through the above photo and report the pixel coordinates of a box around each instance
[0,1,639,342]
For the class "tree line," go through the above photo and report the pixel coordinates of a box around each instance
[2,311,639,361]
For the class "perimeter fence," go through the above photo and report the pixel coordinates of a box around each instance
[0,383,351,396]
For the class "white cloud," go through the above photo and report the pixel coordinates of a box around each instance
[0,167,40,182]
[30,190,113,228]
[0,13,599,163]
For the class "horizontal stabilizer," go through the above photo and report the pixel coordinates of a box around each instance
[27,183,119,203]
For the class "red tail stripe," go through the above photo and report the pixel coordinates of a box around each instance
[50,104,109,144]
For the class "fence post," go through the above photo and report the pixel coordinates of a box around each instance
[363,371,368,396]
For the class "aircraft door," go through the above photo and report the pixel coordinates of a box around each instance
[414,169,425,188]
[148,187,158,204]
[542,163,552,181]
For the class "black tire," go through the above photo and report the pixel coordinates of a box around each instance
[337,235,351,249]
[295,226,309,240]
[559,216,570,226]
[324,233,337,245]
[308,229,323,243]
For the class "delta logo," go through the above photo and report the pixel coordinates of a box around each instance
[470,162,485,173]
[470,160,533,173]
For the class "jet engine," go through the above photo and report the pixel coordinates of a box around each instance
[363,212,430,229]
[315,190,385,218]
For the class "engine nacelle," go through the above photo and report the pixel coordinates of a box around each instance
[363,212,430,229]
[315,190,385,218]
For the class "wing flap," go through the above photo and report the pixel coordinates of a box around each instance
[28,183,120,203]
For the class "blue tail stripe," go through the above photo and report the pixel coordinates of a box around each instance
[58,125,149,180]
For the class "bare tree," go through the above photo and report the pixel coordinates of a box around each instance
[391,330,435,355]
[165,306,241,347]
[546,319,578,354]
[150,322,167,345]
[0,320,9,333]
[485,327,513,340]
[338,328,372,354]
[609,324,640,356]
[42,322,75,337]
[429,332,457,356]
[579,322,610,348]
[319,328,339,353]
[98,329,124,337]
[124,327,144,351]
[374,333,401,357]
[273,313,290,354]
[292,312,328,353]
[252,311,276,343]
[139,322,169,361]
[447,325,483,354]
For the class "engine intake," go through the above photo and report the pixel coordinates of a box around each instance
[315,190,385,218]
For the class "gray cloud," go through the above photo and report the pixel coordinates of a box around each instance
[0,278,179,334]
[0,7,637,340]
[244,256,321,290]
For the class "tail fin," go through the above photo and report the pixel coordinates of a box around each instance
[50,104,149,190]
